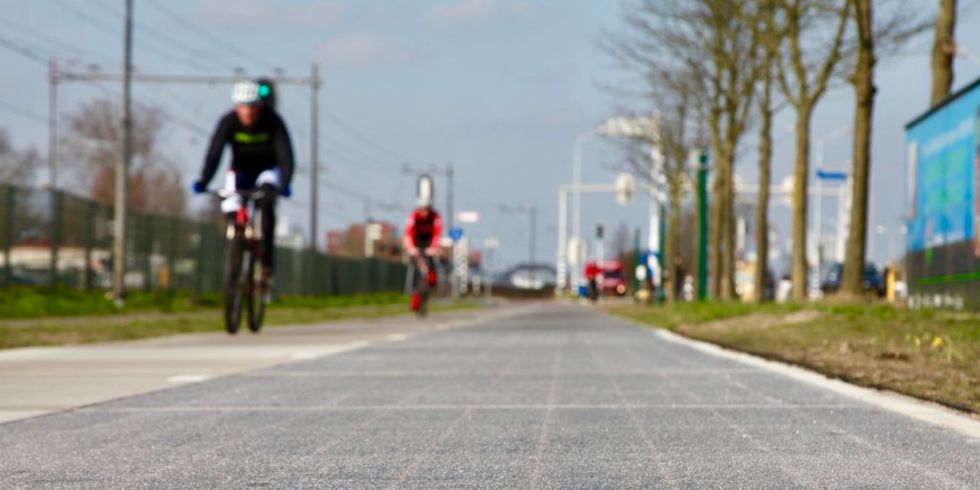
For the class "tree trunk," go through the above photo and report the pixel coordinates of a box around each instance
[842,0,876,297]
[665,178,681,302]
[930,0,957,106]
[754,53,773,304]
[719,150,735,300]
[791,103,813,301]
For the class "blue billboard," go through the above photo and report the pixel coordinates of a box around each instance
[905,84,980,252]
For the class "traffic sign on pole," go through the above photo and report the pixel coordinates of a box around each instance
[449,227,464,242]
[816,169,848,181]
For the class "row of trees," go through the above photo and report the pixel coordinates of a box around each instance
[607,0,958,301]
[1,98,187,217]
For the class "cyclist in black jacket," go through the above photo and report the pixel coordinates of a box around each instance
[191,80,295,278]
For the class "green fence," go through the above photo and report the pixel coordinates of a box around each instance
[0,184,407,296]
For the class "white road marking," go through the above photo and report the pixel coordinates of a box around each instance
[165,374,211,383]
[649,328,980,440]
[387,334,408,341]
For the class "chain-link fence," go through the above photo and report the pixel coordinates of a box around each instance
[0,184,407,296]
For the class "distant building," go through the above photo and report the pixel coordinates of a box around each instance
[325,222,402,261]
[904,76,980,309]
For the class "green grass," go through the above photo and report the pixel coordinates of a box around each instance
[0,296,481,350]
[0,287,482,350]
[607,301,980,414]
[609,300,802,330]
[0,287,409,319]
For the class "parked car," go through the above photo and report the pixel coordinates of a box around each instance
[583,260,628,297]
[820,262,885,297]
[493,264,556,292]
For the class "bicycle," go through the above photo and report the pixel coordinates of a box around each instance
[210,188,273,334]
[409,250,436,318]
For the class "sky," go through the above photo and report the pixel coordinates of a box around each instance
[0,0,978,274]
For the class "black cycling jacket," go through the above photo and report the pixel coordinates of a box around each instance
[198,109,295,188]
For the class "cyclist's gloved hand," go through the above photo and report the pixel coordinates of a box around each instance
[280,185,292,198]
[191,181,206,194]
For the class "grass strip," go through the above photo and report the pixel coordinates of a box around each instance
[0,287,413,319]
[607,302,980,414]
[0,291,480,350]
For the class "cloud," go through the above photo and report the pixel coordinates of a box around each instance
[194,0,346,27]
[429,0,535,25]
[316,34,413,66]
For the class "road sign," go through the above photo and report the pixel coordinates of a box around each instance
[567,237,585,266]
[457,211,480,224]
[816,169,848,181]
[449,227,464,242]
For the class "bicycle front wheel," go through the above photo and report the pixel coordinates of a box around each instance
[416,262,430,318]
[223,236,246,334]
[246,243,266,333]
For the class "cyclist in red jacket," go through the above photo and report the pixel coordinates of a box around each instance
[404,195,442,311]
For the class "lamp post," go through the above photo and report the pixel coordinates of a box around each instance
[812,125,850,297]
[564,131,596,291]
[558,116,661,294]
[595,115,664,287]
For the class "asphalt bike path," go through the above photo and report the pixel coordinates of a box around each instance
[0,305,510,424]
[0,303,978,488]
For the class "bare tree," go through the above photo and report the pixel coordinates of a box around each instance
[930,0,957,105]
[771,0,852,300]
[609,221,633,260]
[841,0,932,297]
[605,0,765,301]
[0,128,40,186]
[65,98,186,216]
[660,89,695,302]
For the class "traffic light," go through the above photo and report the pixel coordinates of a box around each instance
[596,223,604,240]
[254,77,276,109]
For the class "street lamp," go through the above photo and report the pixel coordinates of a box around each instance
[562,131,596,292]
[558,115,661,294]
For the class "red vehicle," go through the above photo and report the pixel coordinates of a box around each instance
[583,260,627,297]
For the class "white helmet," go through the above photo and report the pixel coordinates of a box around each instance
[231,81,262,106]
[417,195,432,208]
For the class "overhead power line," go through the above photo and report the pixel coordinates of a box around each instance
[0,99,47,125]
[88,0,222,69]
[52,0,205,71]
[321,114,407,164]
[145,0,280,69]
[0,19,92,63]
[0,33,49,65]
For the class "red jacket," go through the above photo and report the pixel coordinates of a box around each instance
[405,208,442,251]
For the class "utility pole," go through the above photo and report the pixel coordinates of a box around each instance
[112,0,134,305]
[310,63,320,254]
[48,58,59,190]
[695,150,708,301]
[446,162,457,298]
[529,205,537,281]
[446,162,455,230]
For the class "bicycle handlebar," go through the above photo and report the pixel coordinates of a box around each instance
[205,188,276,200]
